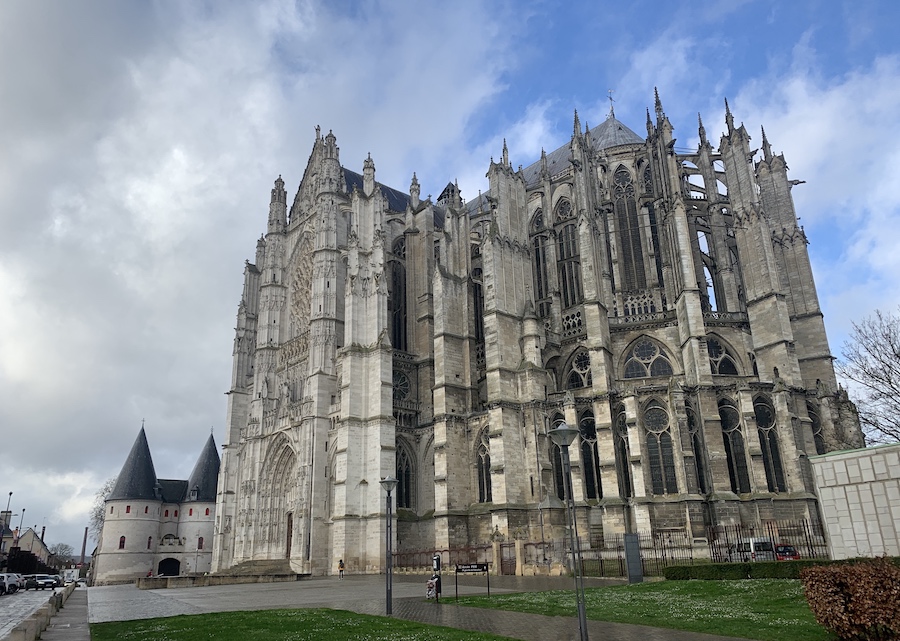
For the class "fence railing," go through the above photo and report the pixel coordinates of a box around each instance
[392,519,827,578]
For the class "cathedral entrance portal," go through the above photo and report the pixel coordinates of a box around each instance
[157,558,180,576]
[285,512,293,559]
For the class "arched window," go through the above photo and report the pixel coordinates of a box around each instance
[144,506,148,514]
[110,506,114,514]
[613,404,633,498]
[808,402,826,455]
[624,339,673,378]
[147,536,152,549]
[118,536,126,550]
[719,399,750,493]
[388,260,407,351]
[566,349,592,389]
[614,167,646,290]
[473,268,485,368]
[164,510,169,517]
[708,337,738,375]
[198,537,204,550]
[531,209,551,318]
[686,401,709,494]
[643,166,653,195]
[189,508,193,516]
[754,396,786,492]
[396,441,414,510]
[126,505,131,513]
[476,432,492,503]
[174,510,178,517]
[557,223,583,308]
[579,412,602,499]
[550,414,568,501]
[643,400,677,495]
[205,508,210,516]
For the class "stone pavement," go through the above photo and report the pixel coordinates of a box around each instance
[52,575,755,641]
[0,588,57,638]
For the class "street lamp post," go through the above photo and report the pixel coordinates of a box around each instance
[379,476,398,616]
[549,423,589,641]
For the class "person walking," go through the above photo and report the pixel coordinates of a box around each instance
[338,559,345,580]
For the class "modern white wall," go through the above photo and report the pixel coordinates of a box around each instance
[811,442,900,559]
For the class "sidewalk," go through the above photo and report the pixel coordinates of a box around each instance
[39,589,90,641]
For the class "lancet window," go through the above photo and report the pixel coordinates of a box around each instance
[643,399,677,495]
[708,337,738,375]
[614,167,646,291]
[579,411,602,500]
[808,402,826,455]
[396,441,414,509]
[476,431,492,503]
[754,396,786,492]
[613,404,633,498]
[719,398,751,493]
[389,238,408,351]
[556,199,583,308]
[623,339,673,379]
[566,349,592,389]
[531,209,551,317]
[550,413,568,501]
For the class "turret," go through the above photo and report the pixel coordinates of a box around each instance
[363,153,375,197]
[268,175,286,233]
[409,172,420,209]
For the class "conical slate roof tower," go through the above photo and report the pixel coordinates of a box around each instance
[185,434,220,502]
[107,427,158,501]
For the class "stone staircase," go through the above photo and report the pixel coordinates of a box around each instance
[219,559,296,576]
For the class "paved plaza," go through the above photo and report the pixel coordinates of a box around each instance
[3,575,757,641]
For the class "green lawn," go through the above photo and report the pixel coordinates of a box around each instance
[90,608,517,641]
[455,579,829,641]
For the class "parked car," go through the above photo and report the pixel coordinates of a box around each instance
[50,575,63,587]
[775,543,801,560]
[728,538,775,562]
[0,573,21,593]
[24,574,55,590]
[0,576,6,595]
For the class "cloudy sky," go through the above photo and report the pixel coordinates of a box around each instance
[2,0,899,551]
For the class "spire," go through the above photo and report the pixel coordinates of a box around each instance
[698,113,708,147]
[607,89,615,120]
[409,172,420,208]
[502,138,509,166]
[646,107,654,136]
[540,148,549,180]
[654,87,664,120]
[362,152,375,196]
[108,427,159,501]
[724,97,735,132]
[185,434,221,503]
[761,125,773,162]
[270,175,286,205]
[573,109,581,137]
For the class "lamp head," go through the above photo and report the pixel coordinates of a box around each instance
[379,476,399,493]
[548,422,579,448]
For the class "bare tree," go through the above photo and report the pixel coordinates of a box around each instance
[89,476,117,541]
[48,542,75,568]
[838,308,900,444]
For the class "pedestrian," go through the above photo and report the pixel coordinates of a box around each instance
[338,559,345,580]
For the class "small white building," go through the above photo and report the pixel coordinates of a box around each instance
[92,428,219,585]
[811,442,900,559]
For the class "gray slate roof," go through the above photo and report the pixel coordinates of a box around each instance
[108,428,159,501]
[520,116,645,187]
[185,434,220,502]
[343,168,411,213]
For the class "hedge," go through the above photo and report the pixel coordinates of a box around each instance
[662,557,900,581]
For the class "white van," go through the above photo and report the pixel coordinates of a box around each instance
[728,538,775,562]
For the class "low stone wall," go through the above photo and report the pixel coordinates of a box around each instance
[2,582,75,641]
[136,573,308,589]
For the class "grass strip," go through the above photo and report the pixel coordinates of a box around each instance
[455,579,828,641]
[91,608,518,641]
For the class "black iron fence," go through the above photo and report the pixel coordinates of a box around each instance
[392,519,828,578]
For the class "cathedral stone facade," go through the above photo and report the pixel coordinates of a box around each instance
[212,93,863,576]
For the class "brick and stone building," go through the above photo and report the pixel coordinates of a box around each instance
[212,92,863,576]
[93,428,219,584]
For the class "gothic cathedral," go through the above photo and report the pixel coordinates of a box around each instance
[212,92,863,575]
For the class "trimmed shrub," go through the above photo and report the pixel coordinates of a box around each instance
[800,557,900,641]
